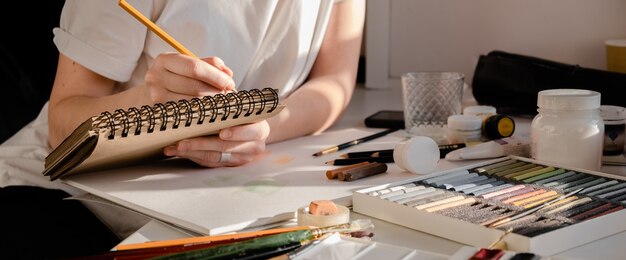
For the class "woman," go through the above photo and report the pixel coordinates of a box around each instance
[49,0,364,167]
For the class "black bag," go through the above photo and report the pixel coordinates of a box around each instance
[472,50,626,116]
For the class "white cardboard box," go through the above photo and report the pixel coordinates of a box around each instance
[353,156,626,256]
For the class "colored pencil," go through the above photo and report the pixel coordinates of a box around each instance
[115,226,311,251]
[118,0,198,58]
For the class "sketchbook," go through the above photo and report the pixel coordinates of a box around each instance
[43,88,284,181]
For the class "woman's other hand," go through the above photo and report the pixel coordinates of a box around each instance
[162,120,270,167]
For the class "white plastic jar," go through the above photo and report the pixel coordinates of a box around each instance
[446,115,482,144]
[530,89,604,171]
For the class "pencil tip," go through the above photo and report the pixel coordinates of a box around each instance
[324,161,334,165]
[312,152,322,157]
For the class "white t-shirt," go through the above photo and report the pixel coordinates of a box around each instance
[53,0,334,98]
[0,0,336,237]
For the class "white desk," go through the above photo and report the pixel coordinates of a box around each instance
[113,86,626,259]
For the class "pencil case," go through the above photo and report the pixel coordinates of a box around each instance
[472,50,626,116]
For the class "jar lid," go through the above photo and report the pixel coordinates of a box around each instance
[537,89,601,110]
[447,115,482,130]
[599,105,626,120]
[463,105,497,116]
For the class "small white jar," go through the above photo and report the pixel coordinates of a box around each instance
[530,89,604,171]
[446,115,482,144]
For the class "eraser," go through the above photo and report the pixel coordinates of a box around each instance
[393,136,440,174]
[297,204,350,227]
[309,200,339,216]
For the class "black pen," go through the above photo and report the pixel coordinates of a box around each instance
[312,128,399,157]
[340,149,394,159]
[325,156,394,166]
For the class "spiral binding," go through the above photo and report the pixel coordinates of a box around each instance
[94,88,279,140]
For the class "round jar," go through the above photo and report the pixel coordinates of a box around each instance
[446,115,482,144]
[530,89,604,171]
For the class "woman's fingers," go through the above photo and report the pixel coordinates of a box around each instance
[179,150,254,168]
[162,133,266,167]
[161,53,235,91]
[220,121,270,141]
[146,53,235,103]
[203,57,234,78]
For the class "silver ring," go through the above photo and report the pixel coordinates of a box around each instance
[219,152,232,163]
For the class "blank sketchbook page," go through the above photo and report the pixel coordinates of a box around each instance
[63,128,416,235]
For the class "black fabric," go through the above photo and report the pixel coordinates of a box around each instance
[0,1,64,143]
[472,50,626,116]
[0,2,121,258]
[0,186,120,259]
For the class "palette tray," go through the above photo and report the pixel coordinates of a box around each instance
[353,156,626,255]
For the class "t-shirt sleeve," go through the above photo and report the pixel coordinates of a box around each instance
[53,0,150,82]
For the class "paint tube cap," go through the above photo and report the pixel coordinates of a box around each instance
[483,114,516,140]
[393,136,440,174]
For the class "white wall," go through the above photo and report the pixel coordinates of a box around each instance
[366,0,626,88]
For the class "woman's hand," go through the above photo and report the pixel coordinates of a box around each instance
[143,53,236,104]
[162,120,271,167]
[148,53,270,167]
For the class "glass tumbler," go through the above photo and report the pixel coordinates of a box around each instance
[401,72,464,142]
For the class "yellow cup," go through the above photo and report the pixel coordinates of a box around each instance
[606,39,626,74]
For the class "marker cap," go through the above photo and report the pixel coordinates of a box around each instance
[393,136,440,174]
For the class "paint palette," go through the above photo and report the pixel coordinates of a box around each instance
[353,156,626,255]
[293,233,448,260]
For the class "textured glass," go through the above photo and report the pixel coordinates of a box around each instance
[401,72,464,140]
